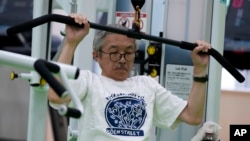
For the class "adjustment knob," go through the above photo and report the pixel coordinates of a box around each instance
[10,71,18,80]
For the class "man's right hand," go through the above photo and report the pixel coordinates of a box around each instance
[64,14,90,48]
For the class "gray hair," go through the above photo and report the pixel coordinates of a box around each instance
[93,24,138,51]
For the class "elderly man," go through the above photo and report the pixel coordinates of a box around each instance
[48,14,211,141]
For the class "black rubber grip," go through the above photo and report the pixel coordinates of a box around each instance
[74,67,80,79]
[43,60,60,73]
[180,41,245,83]
[34,59,66,97]
[6,14,245,83]
[7,14,83,35]
[64,107,82,118]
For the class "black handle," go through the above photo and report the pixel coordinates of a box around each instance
[58,105,82,118]
[180,41,245,83]
[65,107,81,118]
[7,14,245,83]
[34,59,66,97]
[7,14,82,35]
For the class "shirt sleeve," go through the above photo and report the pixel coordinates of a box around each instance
[151,77,187,130]
[68,70,90,100]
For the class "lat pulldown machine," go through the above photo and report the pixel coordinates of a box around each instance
[3,0,245,140]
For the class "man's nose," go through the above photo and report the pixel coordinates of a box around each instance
[119,54,126,63]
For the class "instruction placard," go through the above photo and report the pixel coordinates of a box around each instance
[165,64,193,100]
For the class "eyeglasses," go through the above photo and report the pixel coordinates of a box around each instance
[99,50,136,62]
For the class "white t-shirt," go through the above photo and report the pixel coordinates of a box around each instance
[56,70,187,141]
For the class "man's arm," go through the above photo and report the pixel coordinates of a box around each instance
[48,14,90,104]
[47,41,77,104]
[178,40,211,125]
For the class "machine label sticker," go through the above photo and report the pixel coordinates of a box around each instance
[105,93,147,136]
[116,12,147,32]
[165,64,193,100]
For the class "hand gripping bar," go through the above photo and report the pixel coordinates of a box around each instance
[34,59,82,118]
[7,14,245,83]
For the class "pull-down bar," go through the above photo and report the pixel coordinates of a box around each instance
[6,14,245,83]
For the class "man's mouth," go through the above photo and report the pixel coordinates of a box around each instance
[114,67,128,71]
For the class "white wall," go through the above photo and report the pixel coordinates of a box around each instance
[0,66,29,139]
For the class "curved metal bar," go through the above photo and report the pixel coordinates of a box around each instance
[7,14,245,83]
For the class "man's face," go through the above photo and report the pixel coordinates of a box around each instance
[94,33,136,81]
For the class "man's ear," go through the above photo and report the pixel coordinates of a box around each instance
[92,50,99,61]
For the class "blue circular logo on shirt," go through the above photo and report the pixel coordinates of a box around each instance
[105,96,147,129]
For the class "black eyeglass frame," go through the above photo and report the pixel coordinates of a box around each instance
[98,50,136,62]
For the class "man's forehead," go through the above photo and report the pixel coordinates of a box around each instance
[107,45,135,50]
